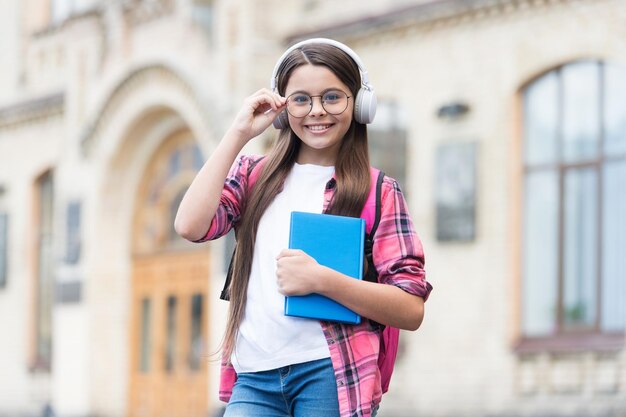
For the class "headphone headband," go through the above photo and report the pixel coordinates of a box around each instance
[270,38,372,92]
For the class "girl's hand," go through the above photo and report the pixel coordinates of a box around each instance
[275,249,322,296]
[229,89,287,141]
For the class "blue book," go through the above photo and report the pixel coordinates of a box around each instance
[284,211,365,324]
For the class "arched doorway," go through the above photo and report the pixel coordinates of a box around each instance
[127,129,210,417]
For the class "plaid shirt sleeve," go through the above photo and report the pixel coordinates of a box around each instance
[193,154,260,243]
[372,177,432,300]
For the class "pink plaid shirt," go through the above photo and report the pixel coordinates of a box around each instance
[199,155,431,417]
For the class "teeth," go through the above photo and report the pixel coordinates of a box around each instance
[308,125,330,131]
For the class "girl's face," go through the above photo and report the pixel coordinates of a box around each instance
[284,64,354,166]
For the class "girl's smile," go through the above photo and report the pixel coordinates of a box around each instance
[304,123,333,133]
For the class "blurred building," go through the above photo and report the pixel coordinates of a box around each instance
[0,0,625,416]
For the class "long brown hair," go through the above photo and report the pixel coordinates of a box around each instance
[222,43,372,360]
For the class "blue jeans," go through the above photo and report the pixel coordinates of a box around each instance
[223,357,340,417]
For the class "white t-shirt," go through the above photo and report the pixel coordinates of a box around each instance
[231,162,335,373]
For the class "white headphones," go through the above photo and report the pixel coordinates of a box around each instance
[270,38,377,129]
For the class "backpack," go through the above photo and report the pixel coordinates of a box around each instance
[219,156,399,394]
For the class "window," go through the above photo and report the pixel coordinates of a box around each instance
[521,61,626,348]
[188,294,204,371]
[193,0,214,40]
[165,295,177,372]
[139,297,152,373]
[65,202,81,264]
[435,142,477,242]
[34,171,55,370]
[369,101,408,191]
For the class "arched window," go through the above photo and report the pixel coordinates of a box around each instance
[133,132,204,254]
[521,61,626,348]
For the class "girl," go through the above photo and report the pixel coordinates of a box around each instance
[175,38,432,417]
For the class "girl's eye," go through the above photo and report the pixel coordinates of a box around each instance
[323,92,341,102]
[291,94,311,105]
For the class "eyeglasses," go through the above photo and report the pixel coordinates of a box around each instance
[286,90,352,118]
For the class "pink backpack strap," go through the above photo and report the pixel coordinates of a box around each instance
[360,168,400,395]
[362,167,384,284]
[361,167,383,236]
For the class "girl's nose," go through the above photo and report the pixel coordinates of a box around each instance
[309,96,327,116]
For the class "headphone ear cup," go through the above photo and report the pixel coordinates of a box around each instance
[354,88,377,124]
[272,110,290,129]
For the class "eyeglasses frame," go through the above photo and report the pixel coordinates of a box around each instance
[285,90,353,118]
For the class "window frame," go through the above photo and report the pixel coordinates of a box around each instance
[517,60,626,353]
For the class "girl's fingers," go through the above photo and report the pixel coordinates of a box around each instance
[248,89,286,112]
[230,89,286,138]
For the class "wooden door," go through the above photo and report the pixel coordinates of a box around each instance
[127,131,210,417]
[128,251,209,417]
